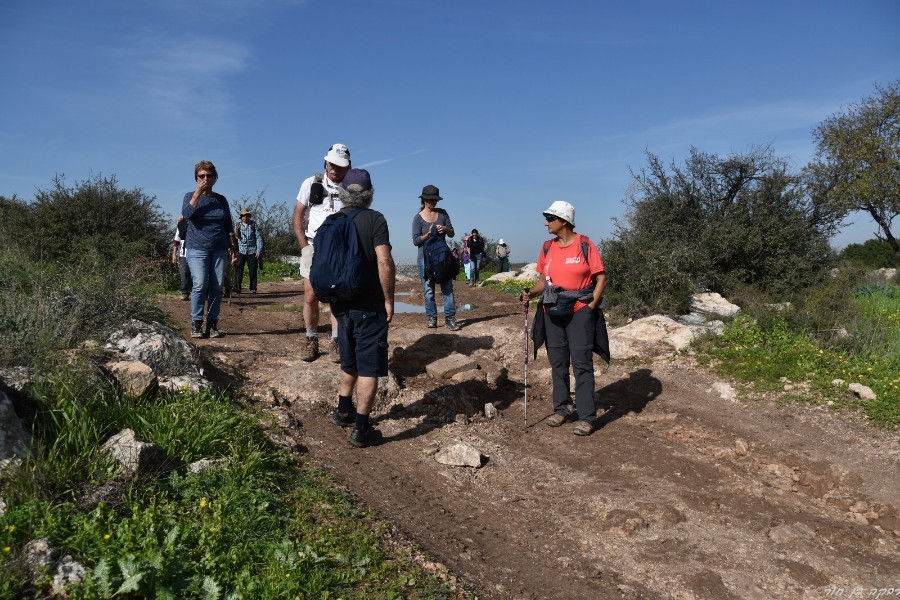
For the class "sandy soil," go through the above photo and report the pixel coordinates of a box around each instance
[158,278,900,600]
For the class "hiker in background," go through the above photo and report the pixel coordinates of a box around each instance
[521,201,606,437]
[292,143,350,362]
[324,169,395,448]
[234,208,264,294]
[496,238,511,273]
[412,184,460,331]
[461,237,472,282]
[172,217,191,300]
[182,160,238,339]
[466,228,485,286]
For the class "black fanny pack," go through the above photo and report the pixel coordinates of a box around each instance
[309,182,325,205]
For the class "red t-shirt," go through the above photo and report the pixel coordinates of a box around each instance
[536,236,605,313]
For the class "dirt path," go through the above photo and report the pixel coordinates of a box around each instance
[159,279,900,600]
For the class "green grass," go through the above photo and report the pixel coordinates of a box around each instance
[695,282,900,428]
[0,381,457,599]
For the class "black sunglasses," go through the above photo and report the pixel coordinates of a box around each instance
[197,173,215,179]
[543,213,559,222]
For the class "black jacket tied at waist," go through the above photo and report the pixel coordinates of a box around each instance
[531,296,611,365]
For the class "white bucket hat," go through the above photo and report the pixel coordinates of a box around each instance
[543,200,575,226]
[323,143,351,167]
[498,239,505,244]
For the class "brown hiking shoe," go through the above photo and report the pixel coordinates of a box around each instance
[573,420,595,436]
[546,413,572,427]
[301,336,319,362]
[328,338,341,363]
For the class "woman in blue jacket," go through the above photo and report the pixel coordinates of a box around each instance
[182,160,237,339]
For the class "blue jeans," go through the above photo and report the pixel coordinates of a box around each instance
[470,253,482,283]
[418,257,456,319]
[186,248,228,323]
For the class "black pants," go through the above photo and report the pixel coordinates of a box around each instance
[177,256,192,294]
[544,307,597,422]
[236,253,258,292]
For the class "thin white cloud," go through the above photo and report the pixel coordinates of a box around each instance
[357,149,426,169]
[125,34,250,130]
[225,162,299,178]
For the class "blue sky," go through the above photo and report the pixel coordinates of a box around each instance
[1,0,897,264]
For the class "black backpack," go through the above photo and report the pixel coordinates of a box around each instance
[423,234,460,285]
[309,209,371,303]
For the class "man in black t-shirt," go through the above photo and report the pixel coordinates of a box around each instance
[325,169,396,448]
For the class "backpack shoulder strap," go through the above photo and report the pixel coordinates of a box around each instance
[579,234,590,262]
[542,239,553,257]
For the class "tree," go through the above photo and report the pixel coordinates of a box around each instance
[806,80,900,258]
[602,147,837,316]
[28,174,169,263]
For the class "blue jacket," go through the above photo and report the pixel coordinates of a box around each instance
[182,192,233,251]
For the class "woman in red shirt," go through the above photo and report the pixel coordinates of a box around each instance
[522,201,606,436]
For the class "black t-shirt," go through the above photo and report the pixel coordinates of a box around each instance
[331,207,391,314]
[467,235,485,254]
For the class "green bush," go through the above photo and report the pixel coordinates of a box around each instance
[15,174,169,263]
[603,147,838,316]
[0,248,165,366]
[840,239,900,269]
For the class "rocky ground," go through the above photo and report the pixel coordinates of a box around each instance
[158,278,900,600]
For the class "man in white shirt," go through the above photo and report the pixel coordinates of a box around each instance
[292,143,350,362]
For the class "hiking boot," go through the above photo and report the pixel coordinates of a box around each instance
[427,316,438,328]
[328,338,341,363]
[546,412,572,427]
[206,321,223,338]
[445,316,460,331]
[573,420,595,436]
[348,426,382,448]
[190,321,203,338]
[301,336,319,362]
[181,293,190,301]
[329,408,356,428]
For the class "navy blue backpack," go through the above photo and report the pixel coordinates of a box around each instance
[309,209,371,303]
[423,233,460,284]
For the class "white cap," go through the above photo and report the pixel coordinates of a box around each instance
[498,239,505,244]
[543,200,575,226]
[323,143,351,167]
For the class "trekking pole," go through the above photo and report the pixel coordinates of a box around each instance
[522,288,530,428]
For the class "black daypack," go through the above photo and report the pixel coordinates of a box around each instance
[423,233,460,284]
[309,209,370,303]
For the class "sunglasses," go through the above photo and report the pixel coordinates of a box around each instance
[197,173,215,179]
[543,213,559,222]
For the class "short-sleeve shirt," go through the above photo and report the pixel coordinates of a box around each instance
[330,207,392,314]
[296,175,344,240]
[536,236,605,312]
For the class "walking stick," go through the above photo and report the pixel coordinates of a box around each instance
[522,288,530,428]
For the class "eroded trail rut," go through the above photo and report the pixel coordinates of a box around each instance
[160,279,900,600]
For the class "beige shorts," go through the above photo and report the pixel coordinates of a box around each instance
[299,243,314,279]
